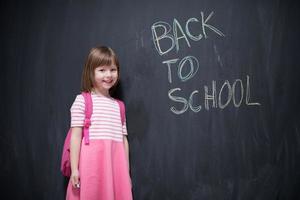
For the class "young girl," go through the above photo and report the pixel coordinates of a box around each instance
[66,46,132,200]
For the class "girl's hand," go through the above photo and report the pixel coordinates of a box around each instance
[70,169,80,189]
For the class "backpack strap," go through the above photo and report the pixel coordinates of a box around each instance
[116,99,125,126]
[82,92,92,144]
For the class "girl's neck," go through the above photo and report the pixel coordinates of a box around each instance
[91,88,110,97]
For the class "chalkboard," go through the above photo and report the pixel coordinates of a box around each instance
[1,0,300,199]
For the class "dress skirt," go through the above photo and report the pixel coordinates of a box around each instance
[66,139,132,200]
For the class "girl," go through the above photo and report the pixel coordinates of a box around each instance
[66,46,132,200]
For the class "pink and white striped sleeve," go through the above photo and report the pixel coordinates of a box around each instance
[70,95,85,127]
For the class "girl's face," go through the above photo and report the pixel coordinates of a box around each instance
[93,64,118,94]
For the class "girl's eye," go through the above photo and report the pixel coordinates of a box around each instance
[111,68,117,72]
[98,69,104,72]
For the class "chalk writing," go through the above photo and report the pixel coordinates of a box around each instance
[151,11,261,114]
[162,56,199,83]
[169,76,260,114]
[151,12,225,55]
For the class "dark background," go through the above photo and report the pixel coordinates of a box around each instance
[1,0,300,199]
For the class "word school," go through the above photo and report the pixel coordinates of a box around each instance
[168,75,260,114]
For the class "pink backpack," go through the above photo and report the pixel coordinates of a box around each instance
[60,92,126,177]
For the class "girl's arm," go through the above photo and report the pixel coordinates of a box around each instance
[123,135,130,170]
[70,127,82,188]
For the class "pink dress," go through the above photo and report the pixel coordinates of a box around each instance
[66,94,132,200]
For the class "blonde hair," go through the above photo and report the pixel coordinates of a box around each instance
[81,46,120,94]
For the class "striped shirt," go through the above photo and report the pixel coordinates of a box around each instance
[70,94,127,142]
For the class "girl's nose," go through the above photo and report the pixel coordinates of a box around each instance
[105,71,112,77]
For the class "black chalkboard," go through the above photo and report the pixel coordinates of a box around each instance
[1,0,300,199]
